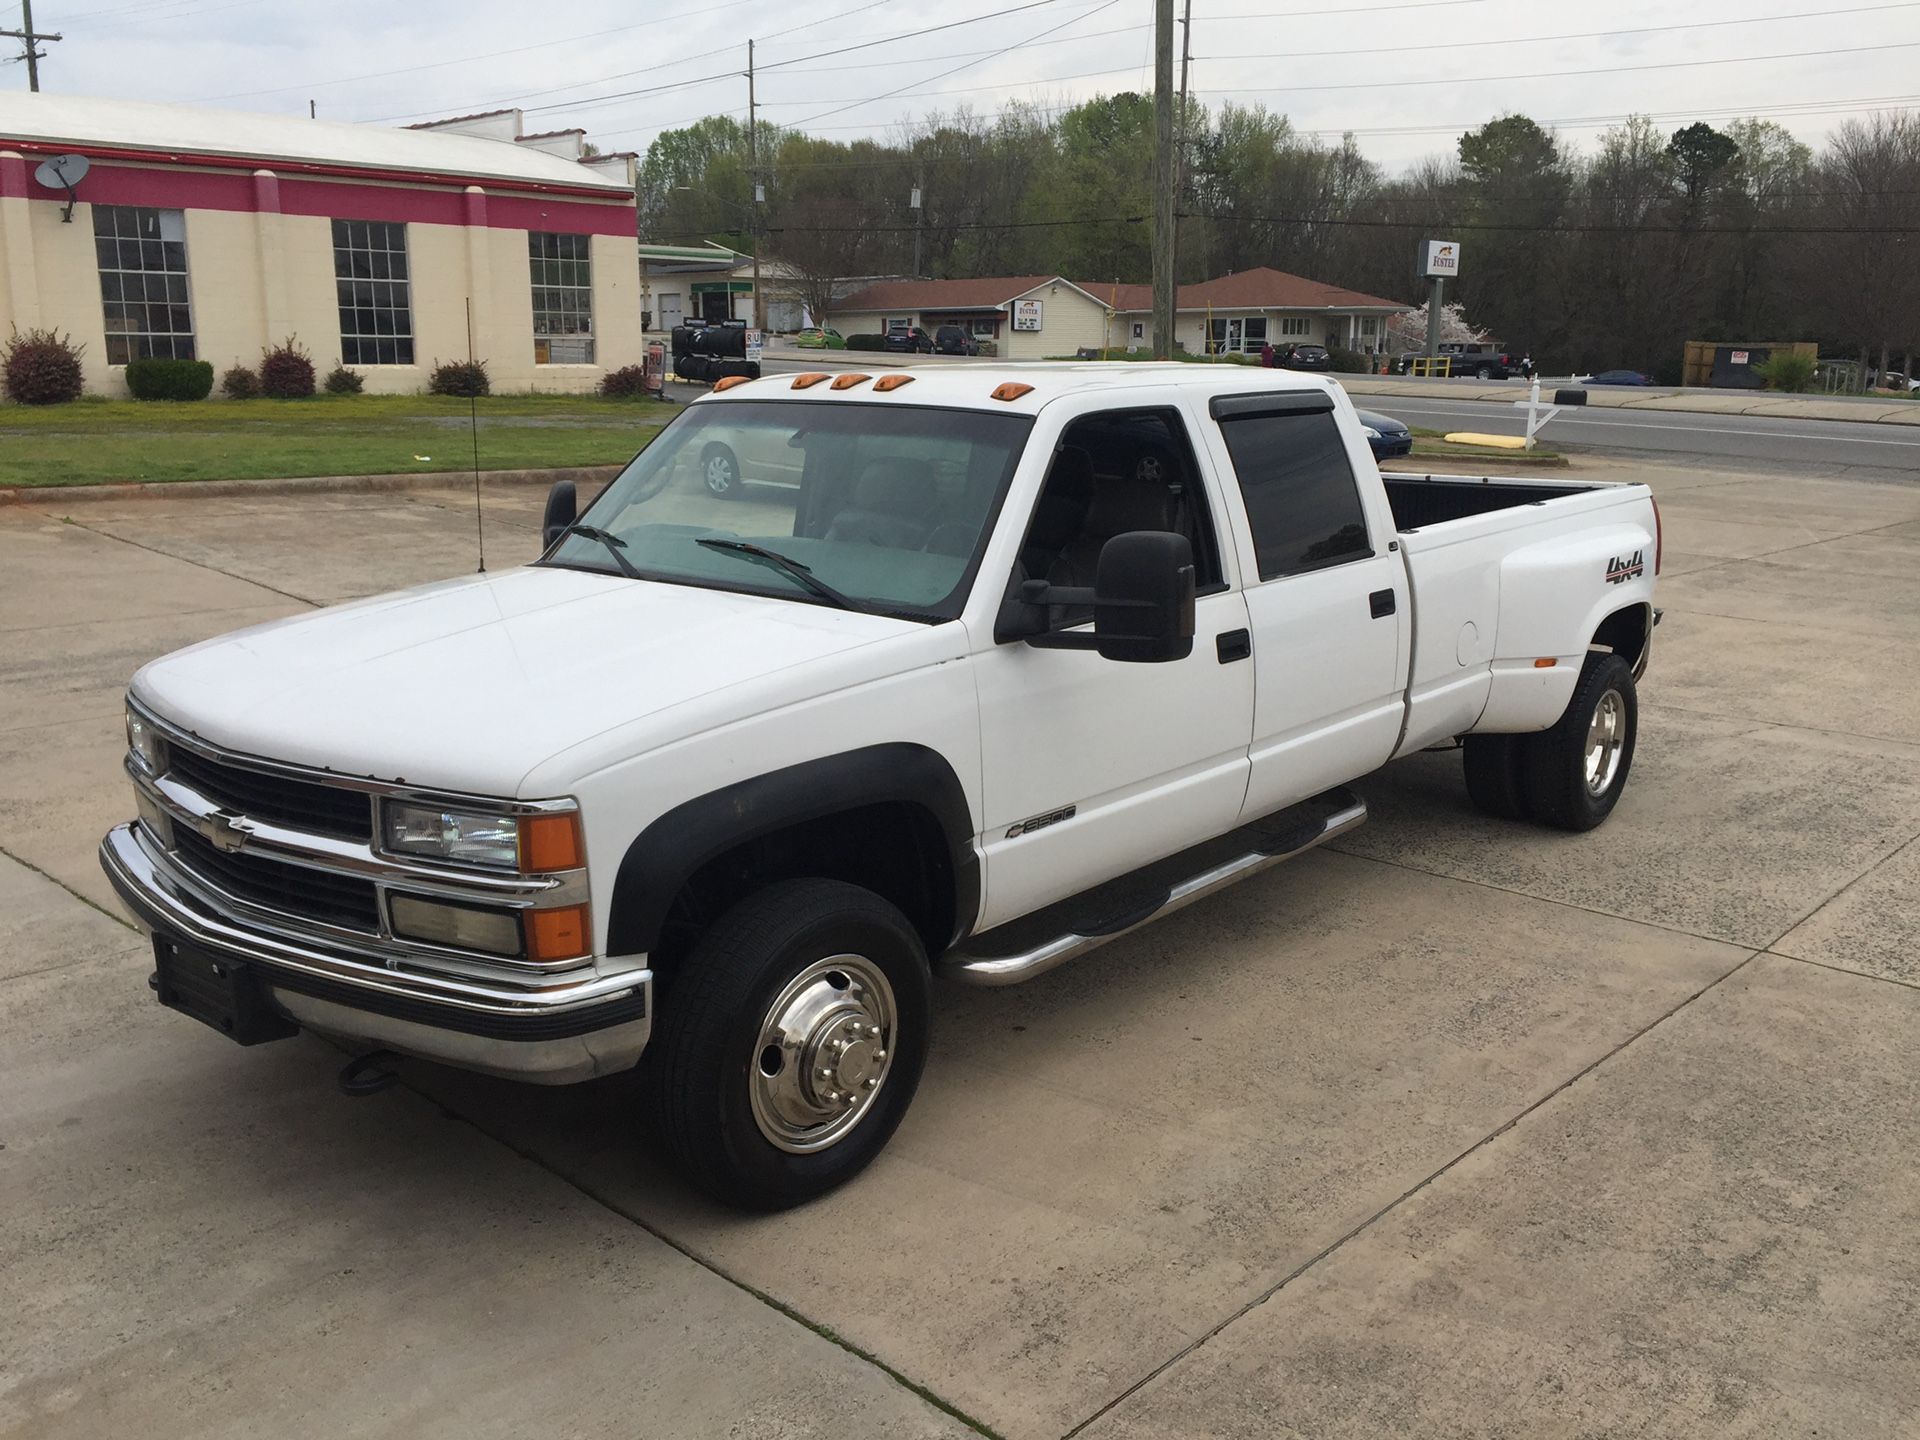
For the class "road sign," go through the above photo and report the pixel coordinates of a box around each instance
[1422,239,1461,277]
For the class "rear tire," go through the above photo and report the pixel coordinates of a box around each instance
[1523,654,1638,831]
[651,879,930,1210]
[1463,734,1532,820]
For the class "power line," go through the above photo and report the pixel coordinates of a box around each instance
[1192,2,1920,63]
[208,0,763,103]
[785,0,1123,127]
[1195,40,1920,97]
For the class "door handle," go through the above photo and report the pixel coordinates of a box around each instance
[1216,628,1252,663]
[1369,589,1396,619]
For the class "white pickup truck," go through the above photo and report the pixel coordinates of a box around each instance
[102,365,1659,1207]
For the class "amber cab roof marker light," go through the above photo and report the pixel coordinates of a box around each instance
[790,372,831,389]
[830,373,873,390]
[990,381,1034,402]
[713,375,752,392]
[873,374,916,392]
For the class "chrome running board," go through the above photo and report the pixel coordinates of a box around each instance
[943,789,1367,988]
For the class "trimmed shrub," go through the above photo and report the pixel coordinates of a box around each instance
[2,327,85,405]
[259,337,316,398]
[221,365,260,399]
[845,333,887,351]
[323,365,365,395]
[1755,350,1816,393]
[125,357,214,401]
[428,358,491,397]
[1327,346,1371,374]
[600,364,649,398]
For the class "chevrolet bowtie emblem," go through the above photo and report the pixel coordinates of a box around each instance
[197,809,256,853]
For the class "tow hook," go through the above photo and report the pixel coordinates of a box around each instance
[337,1049,402,1097]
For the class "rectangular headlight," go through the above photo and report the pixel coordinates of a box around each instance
[126,705,165,775]
[389,894,524,956]
[382,801,520,869]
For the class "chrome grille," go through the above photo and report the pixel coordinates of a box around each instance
[173,826,381,931]
[167,746,375,840]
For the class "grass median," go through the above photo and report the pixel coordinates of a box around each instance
[0,394,676,488]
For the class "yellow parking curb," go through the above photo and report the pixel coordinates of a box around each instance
[1443,432,1529,450]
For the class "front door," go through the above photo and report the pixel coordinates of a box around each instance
[971,407,1255,929]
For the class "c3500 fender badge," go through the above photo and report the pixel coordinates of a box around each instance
[1007,805,1076,839]
[1605,549,1645,585]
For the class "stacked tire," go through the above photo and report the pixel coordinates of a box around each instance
[672,324,760,384]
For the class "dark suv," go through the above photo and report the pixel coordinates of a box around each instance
[933,325,979,356]
[883,326,935,354]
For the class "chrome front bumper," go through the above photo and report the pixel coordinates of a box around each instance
[101,822,652,1084]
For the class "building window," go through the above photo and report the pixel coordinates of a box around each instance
[969,317,997,337]
[94,206,194,365]
[1217,407,1373,580]
[530,232,594,364]
[1243,317,1268,350]
[886,317,913,334]
[1279,316,1310,337]
[332,220,415,365]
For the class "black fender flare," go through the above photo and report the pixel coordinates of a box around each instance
[605,743,979,957]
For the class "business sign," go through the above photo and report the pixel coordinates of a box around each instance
[1422,239,1461,277]
[1012,299,1044,332]
[745,328,764,362]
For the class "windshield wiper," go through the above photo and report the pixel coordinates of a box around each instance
[694,538,866,612]
[550,524,642,580]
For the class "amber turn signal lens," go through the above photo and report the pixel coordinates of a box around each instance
[1534,657,1558,668]
[518,812,584,872]
[990,382,1034,402]
[873,374,915,392]
[790,372,831,389]
[526,903,591,964]
[713,375,753,392]
[830,373,872,390]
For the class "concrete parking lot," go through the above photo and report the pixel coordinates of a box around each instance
[3,455,1918,1438]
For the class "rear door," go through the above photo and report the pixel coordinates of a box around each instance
[1198,390,1410,820]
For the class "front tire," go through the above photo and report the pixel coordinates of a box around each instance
[1523,653,1638,831]
[651,879,930,1209]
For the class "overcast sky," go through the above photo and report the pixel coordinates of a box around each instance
[6,0,1917,170]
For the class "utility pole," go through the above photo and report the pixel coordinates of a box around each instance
[910,173,924,278]
[1150,0,1175,359]
[1172,0,1191,319]
[1,0,62,91]
[747,39,764,332]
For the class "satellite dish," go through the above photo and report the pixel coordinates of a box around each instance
[33,153,89,190]
[32,153,90,223]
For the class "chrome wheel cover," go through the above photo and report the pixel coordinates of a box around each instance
[749,954,897,1154]
[1585,687,1627,796]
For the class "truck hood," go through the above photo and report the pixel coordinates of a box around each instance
[132,566,923,795]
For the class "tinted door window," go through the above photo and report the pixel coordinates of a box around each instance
[1216,407,1372,580]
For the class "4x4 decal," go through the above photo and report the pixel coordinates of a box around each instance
[1605,549,1645,585]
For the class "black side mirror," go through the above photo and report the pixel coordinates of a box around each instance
[541,479,577,551]
[1021,530,1196,663]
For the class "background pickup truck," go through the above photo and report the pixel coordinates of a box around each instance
[102,365,1659,1209]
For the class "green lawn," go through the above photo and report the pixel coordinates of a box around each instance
[0,394,675,487]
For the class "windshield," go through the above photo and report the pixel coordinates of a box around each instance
[543,399,1032,619]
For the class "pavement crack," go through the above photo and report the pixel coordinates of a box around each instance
[53,515,324,608]
[0,840,136,933]
[406,1085,1004,1440]
[1059,946,1764,1440]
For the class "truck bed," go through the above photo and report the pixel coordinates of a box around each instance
[1382,473,1605,532]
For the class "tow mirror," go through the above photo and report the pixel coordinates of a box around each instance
[541,479,577,551]
[1021,530,1196,663]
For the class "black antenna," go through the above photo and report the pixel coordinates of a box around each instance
[466,297,485,574]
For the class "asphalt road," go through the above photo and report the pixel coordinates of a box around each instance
[1353,393,1920,477]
